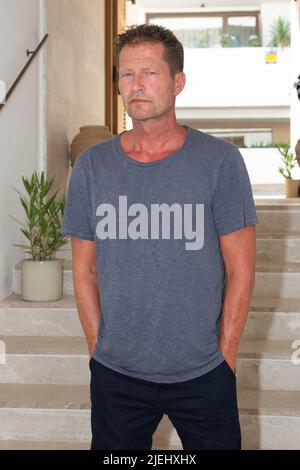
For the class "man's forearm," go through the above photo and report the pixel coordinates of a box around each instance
[72,267,101,358]
[219,271,255,370]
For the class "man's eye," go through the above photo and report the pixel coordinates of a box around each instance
[146,72,155,75]
[122,73,132,78]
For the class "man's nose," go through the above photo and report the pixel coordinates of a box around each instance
[131,74,144,92]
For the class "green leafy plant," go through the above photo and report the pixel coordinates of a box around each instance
[269,16,291,47]
[248,34,262,47]
[195,31,210,48]
[220,34,231,47]
[11,171,68,260]
[277,143,297,179]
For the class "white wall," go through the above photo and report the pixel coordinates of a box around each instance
[176,47,290,108]
[46,0,105,196]
[241,148,285,185]
[290,0,300,157]
[126,1,145,25]
[0,0,45,300]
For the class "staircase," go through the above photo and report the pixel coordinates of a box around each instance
[0,198,300,450]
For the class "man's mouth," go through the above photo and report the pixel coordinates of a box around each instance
[130,99,149,103]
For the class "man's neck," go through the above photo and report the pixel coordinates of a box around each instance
[120,121,187,160]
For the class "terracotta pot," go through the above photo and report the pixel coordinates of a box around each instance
[70,125,114,167]
[21,259,63,301]
[285,178,300,198]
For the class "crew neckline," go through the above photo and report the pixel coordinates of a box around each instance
[113,125,192,167]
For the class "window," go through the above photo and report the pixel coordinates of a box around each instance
[147,12,260,48]
[227,16,258,47]
[147,16,223,48]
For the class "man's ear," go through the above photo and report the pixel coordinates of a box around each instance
[174,72,186,96]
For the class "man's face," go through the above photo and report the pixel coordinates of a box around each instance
[118,41,185,122]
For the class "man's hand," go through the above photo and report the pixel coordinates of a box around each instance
[88,341,97,359]
[219,343,237,374]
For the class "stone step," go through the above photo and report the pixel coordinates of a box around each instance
[56,232,300,266]
[58,200,300,244]
[1,295,299,341]
[0,440,90,450]
[13,260,300,299]
[59,235,300,262]
[62,233,300,264]
[0,335,90,385]
[0,383,89,410]
[254,261,300,298]
[254,198,300,209]
[244,311,300,341]
[256,231,300,263]
[244,297,300,340]
[0,384,299,450]
[0,336,299,390]
[0,294,82,337]
[59,226,300,263]
[0,440,181,450]
[0,334,88,385]
[54,208,300,261]
[237,340,300,391]
[238,389,300,450]
[255,206,300,234]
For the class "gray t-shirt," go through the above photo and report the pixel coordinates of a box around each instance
[61,126,258,383]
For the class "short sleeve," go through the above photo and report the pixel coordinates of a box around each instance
[61,155,94,241]
[212,147,259,236]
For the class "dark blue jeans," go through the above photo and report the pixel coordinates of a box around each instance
[89,358,241,450]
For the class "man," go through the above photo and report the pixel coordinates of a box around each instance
[61,24,258,450]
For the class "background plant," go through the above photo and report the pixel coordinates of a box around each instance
[11,171,68,260]
[220,34,234,47]
[248,34,262,47]
[268,16,291,47]
[277,143,297,179]
[195,31,210,48]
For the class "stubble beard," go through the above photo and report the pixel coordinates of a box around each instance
[126,98,175,122]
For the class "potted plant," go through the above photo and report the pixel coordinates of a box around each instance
[277,143,300,198]
[11,171,68,301]
[220,34,229,47]
[248,34,261,47]
[265,16,290,64]
[268,16,291,48]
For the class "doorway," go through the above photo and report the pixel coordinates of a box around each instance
[105,0,126,134]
